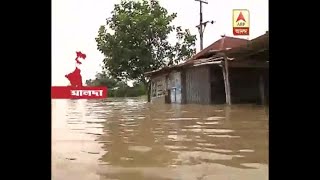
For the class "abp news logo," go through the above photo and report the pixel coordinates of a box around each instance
[233,9,250,36]
[51,51,107,99]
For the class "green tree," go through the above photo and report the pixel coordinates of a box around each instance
[96,0,196,102]
[85,71,118,88]
[86,71,147,97]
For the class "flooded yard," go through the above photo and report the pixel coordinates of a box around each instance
[52,98,268,180]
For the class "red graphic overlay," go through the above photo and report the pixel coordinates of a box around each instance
[65,51,86,87]
[51,51,108,99]
[51,86,107,99]
[233,27,249,35]
[233,10,249,36]
[236,12,246,22]
[75,51,86,65]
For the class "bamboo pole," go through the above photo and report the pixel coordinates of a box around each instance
[218,36,231,105]
[222,55,231,105]
[222,65,227,103]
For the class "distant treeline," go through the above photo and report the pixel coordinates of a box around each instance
[85,72,146,97]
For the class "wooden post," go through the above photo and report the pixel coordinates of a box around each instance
[225,57,231,105]
[222,55,231,105]
[222,66,227,103]
[259,74,265,105]
[181,70,187,104]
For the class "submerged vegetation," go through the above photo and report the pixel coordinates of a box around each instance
[85,71,146,97]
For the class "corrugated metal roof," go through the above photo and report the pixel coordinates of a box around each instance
[190,36,249,60]
[145,32,268,76]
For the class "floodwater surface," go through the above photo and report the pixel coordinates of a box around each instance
[52,98,268,180]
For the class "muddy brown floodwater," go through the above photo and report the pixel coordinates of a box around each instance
[52,98,268,180]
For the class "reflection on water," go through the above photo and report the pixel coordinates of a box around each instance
[52,98,268,180]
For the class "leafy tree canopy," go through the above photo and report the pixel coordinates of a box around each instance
[96,0,197,85]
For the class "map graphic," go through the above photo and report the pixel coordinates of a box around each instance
[65,51,86,87]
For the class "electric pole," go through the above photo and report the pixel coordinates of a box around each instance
[195,0,215,51]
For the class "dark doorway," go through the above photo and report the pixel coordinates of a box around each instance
[229,68,261,104]
[210,66,226,104]
[263,70,269,105]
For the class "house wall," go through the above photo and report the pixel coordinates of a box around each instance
[167,71,182,103]
[185,66,211,104]
[149,66,268,105]
[209,66,226,104]
[229,68,264,104]
[208,66,269,105]
[181,71,187,104]
[150,71,183,104]
[150,75,166,103]
[264,70,269,105]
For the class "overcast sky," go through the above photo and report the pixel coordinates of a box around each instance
[52,0,268,86]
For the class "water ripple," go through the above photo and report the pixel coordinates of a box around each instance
[52,98,269,180]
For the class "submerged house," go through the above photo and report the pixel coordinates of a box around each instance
[145,32,269,105]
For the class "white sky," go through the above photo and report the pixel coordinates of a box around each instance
[52,0,268,86]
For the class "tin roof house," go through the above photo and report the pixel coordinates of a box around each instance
[145,32,269,105]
